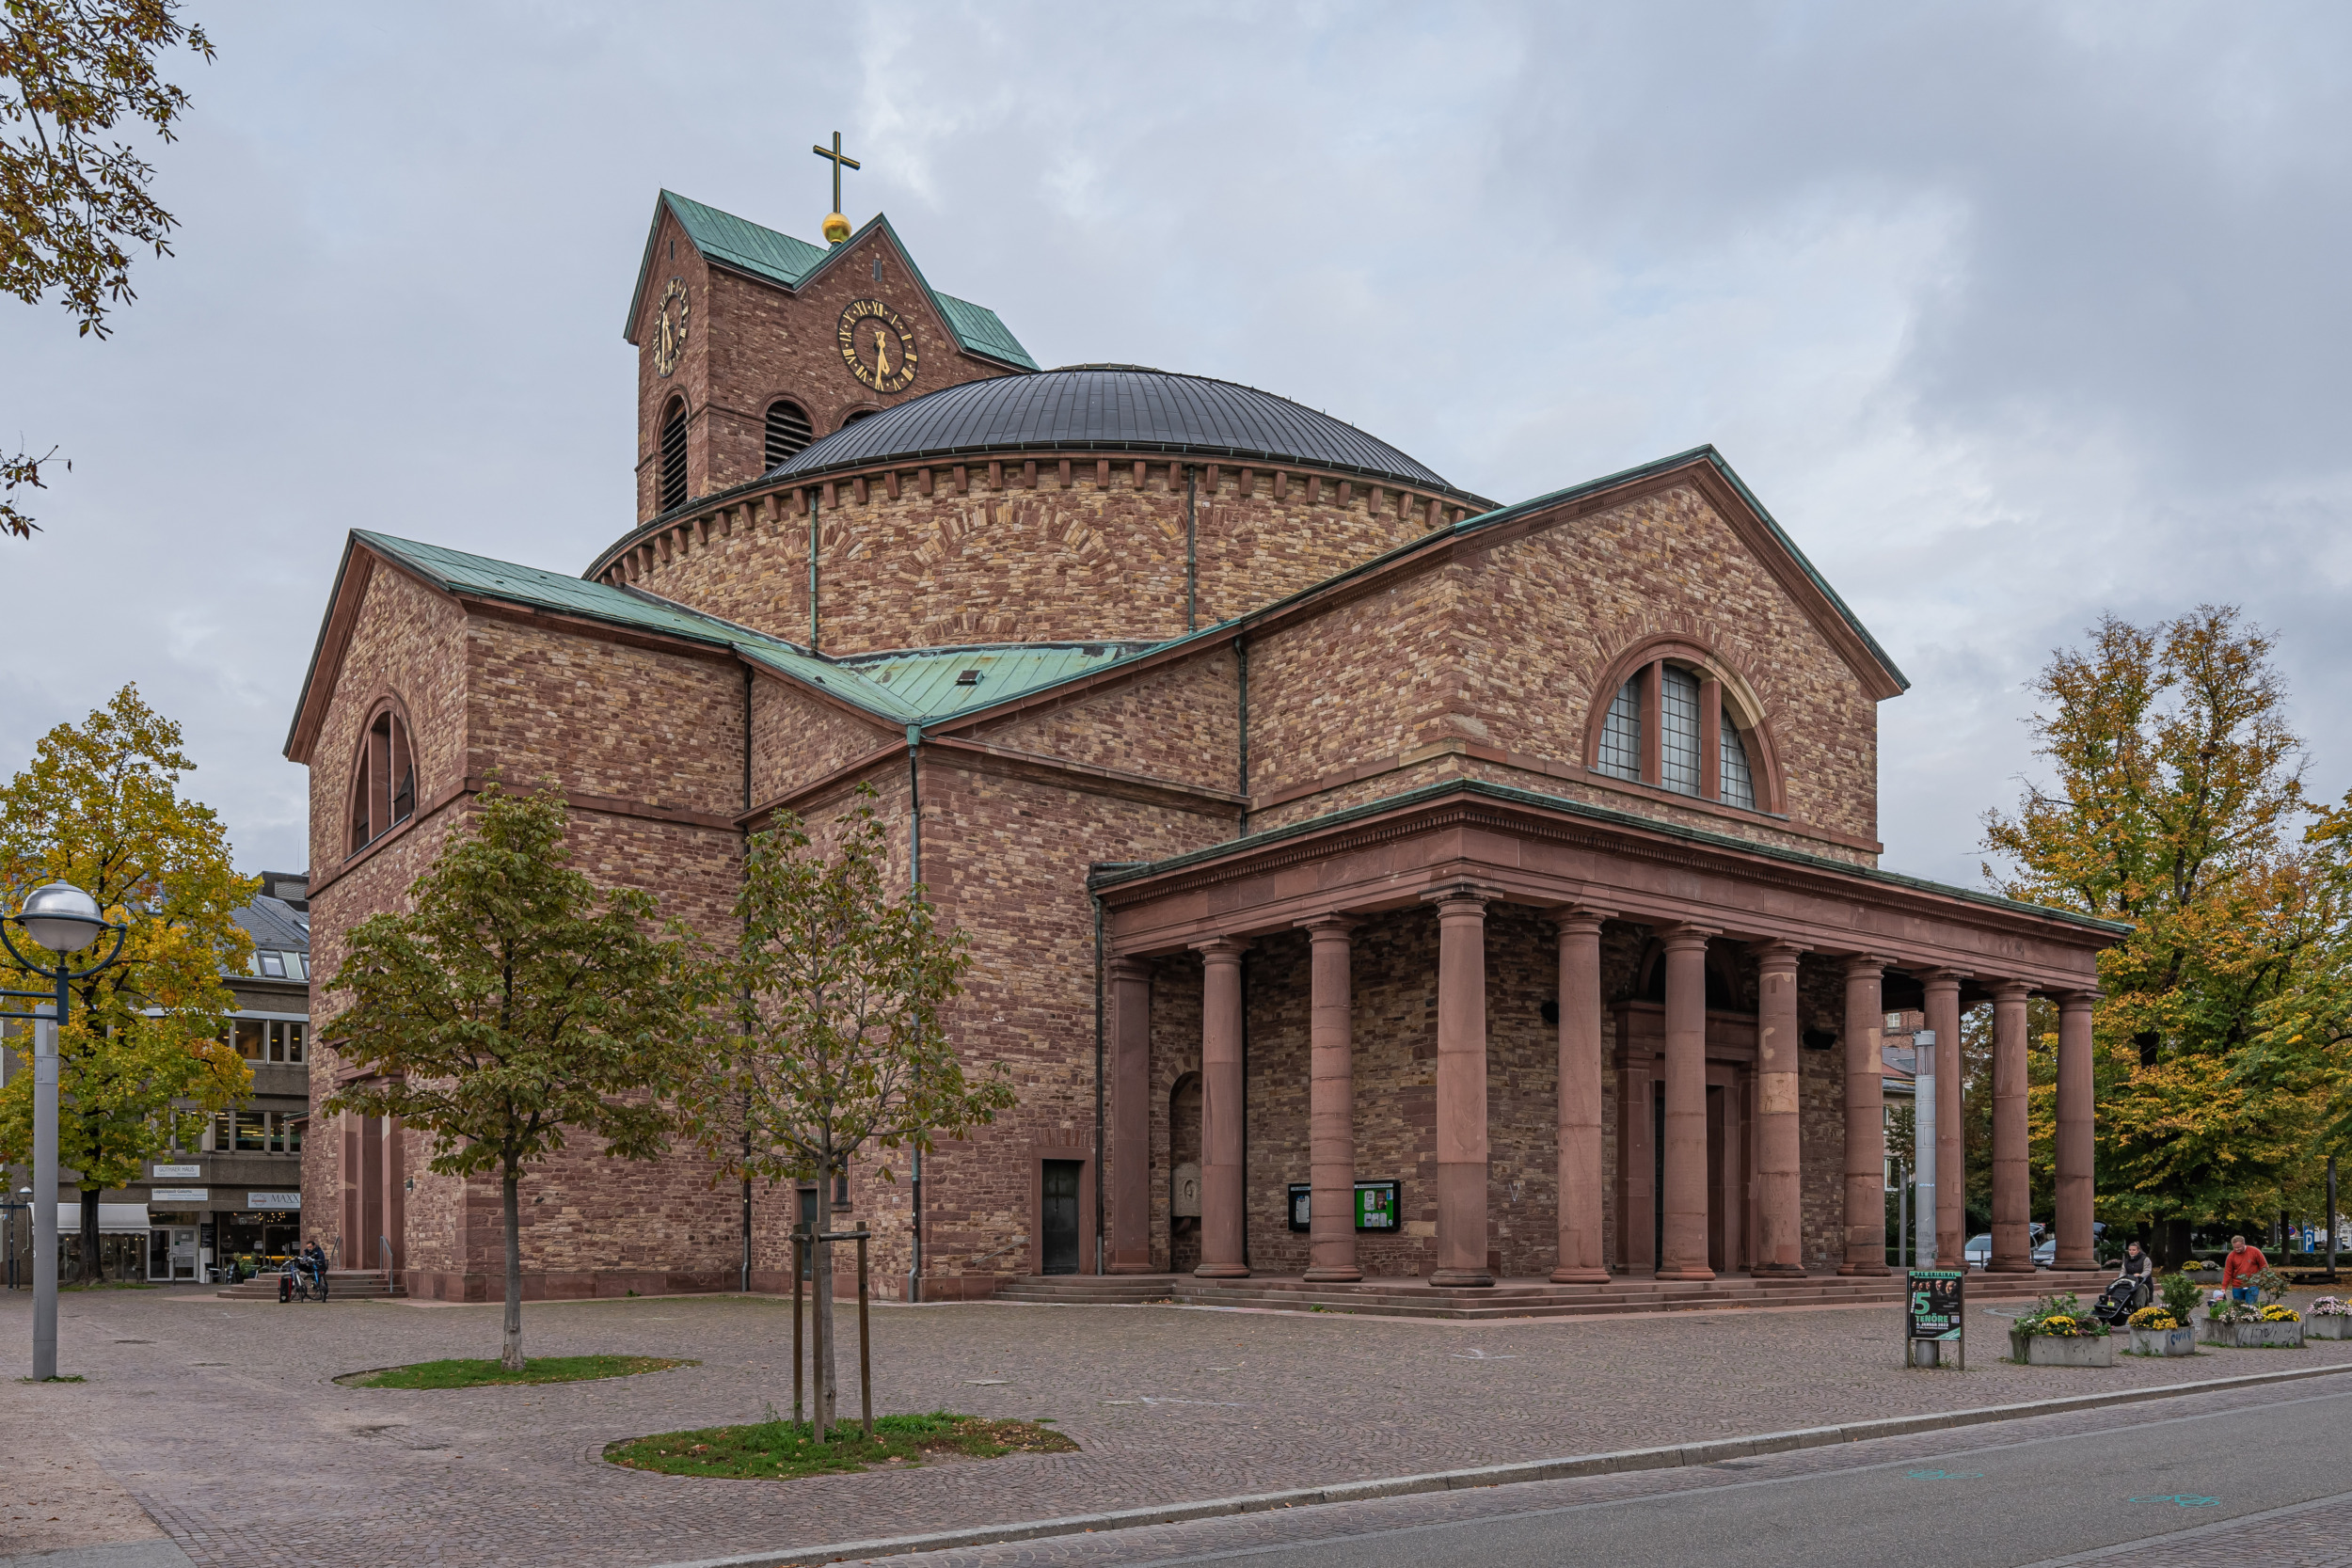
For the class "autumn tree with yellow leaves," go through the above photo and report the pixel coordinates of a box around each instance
[1982,607,2339,1261]
[0,685,254,1279]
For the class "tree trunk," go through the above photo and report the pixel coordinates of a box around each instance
[80,1189,102,1284]
[501,1171,524,1371]
[814,1233,838,1433]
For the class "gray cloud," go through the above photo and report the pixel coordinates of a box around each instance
[4,0,2344,890]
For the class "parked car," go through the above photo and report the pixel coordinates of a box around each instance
[1963,1232,2059,1268]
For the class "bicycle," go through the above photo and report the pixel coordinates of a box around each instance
[284,1263,326,1303]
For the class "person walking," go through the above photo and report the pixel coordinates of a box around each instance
[2222,1234,2269,1305]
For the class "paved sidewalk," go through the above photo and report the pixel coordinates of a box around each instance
[4,1287,2348,1568]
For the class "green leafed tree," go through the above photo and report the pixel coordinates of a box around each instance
[2,0,214,537]
[321,784,697,1370]
[677,787,1009,1437]
[1981,606,2331,1258]
[0,683,254,1279]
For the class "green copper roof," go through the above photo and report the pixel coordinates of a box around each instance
[836,642,1158,719]
[338,532,1149,734]
[627,192,1039,371]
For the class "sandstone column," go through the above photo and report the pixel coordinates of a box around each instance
[1839,957,1889,1276]
[1658,926,1716,1281]
[2056,990,2097,1271]
[1921,970,1967,1270]
[1551,910,1610,1283]
[1989,979,2034,1274]
[1431,891,1494,1287]
[1194,938,1251,1278]
[1751,941,1805,1276]
[1107,958,1155,1273]
[1302,915,1362,1283]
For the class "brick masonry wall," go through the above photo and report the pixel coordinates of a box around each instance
[632,210,1015,526]
[968,648,1243,798]
[1243,483,1882,862]
[750,673,897,806]
[612,465,1449,657]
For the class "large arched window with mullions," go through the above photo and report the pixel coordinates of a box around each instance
[347,702,417,854]
[1585,641,1779,815]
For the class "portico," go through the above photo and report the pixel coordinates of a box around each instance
[1099,779,2117,1287]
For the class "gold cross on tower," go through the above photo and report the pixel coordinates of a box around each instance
[813,131,861,245]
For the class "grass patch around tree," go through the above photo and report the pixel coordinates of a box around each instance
[605,1410,1077,1479]
[341,1354,695,1389]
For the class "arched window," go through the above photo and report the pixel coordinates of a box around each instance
[348,705,416,854]
[658,398,688,513]
[1590,648,1775,813]
[764,399,813,467]
[840,408,874,427]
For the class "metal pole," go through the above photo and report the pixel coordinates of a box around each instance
[857,1229,872,1441]
[1915,1031,1938,1270]
[2328,1153,2339,1285]
[34,991,61,1381]
[791,1234,804,1429]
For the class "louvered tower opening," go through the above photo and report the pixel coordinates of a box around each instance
[764,400,813,468]
[659,400,689,512]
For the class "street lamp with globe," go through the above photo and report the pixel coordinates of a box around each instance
[2,882,127,1380]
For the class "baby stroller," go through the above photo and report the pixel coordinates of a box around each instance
[2090,1275,2145,1327]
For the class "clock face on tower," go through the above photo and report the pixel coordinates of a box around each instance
[653,278,690,378]
[837,298,917,393]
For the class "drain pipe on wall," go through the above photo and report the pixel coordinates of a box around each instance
[740,660,755,1294]
[1185,465,1198,632]
[1235,638,1249,837]
[808,489,821,653]
[1092,889,1106,1275]
[907,722,924,1303]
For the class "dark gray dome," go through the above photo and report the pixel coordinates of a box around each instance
[768,366,1460,493]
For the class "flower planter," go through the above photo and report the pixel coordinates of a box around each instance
[2128,1324,2198,1357]
[2306,1316,2351,1340]
[2009,1330,2117,1367]
[2199,1317,2303,1348]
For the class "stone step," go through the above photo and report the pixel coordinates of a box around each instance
[989,1267,2114,1320]
[215,1270,405,1301]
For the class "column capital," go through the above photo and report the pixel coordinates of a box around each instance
[1745,937,1808,967]
[1655,922,1719,953]
[1540,901,1614,935]
[2054,987,2100,1010]
[1191,936,1252,962]
[1917,966,1970,991]
[1295,911,1362,939]
[1108,955,1154,982]
[1986,976,2033,1003]
[1422,880,1501,912]
[1840,952,1894,978]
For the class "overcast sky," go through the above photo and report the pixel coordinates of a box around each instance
[6,1,2347,888]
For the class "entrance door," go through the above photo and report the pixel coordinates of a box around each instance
[167,1227,198,1281]
[149,1228,170,1281]
[1041,1161,1082,1275]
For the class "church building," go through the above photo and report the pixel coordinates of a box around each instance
[286,178,2123,1305]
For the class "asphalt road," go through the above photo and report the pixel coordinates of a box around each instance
[1073,1382,2352,1568]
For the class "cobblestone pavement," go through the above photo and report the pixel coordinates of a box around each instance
[871,1372,2352,1568]
[4,1286,2349,1568]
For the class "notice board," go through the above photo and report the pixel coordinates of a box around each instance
[1907,1269,1965,1369]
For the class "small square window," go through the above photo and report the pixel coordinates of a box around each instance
[259,952,285,978]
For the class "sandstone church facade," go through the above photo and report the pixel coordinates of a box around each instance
[288,190,2122,1303]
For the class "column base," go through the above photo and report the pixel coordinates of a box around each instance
[2055,1254,2097,1272]
[1748,1262,1806,1278]
[1106,1260,1161,1275]
[1836,1261,1891,1276]
[1303,1266,1363,1283]
[1193,1263,1251,1279]
[1655,1264,1716,1282]
[1549,1267,1611,1284]
[1986,1259,2036,1274]
[1430,1269,1494,1287]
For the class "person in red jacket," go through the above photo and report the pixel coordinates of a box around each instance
[2222,1235,2269,1305]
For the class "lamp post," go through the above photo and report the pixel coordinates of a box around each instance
[2,882,126,1381]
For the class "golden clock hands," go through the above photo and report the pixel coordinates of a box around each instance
[873,325,891,377]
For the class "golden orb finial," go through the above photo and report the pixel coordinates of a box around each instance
[822,211,851,245]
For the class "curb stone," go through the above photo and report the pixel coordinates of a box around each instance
[633,1360,2352,1568]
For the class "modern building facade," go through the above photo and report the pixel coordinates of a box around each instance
[286,192,2125,1302]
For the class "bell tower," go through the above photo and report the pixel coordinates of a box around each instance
[622,153,1040,528]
